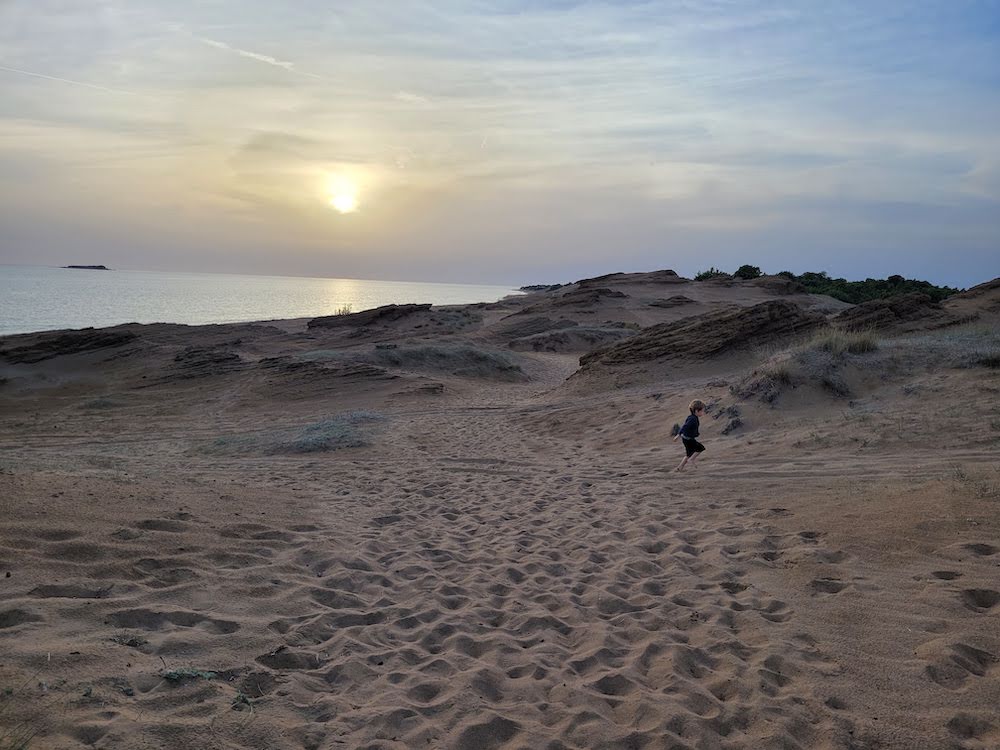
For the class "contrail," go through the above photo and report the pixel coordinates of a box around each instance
[0,64,137,96]
[195,36,323,79]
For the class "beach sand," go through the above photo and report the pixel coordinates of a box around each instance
[1,273,998,749]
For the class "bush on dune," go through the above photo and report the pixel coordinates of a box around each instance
[777,270,958,303]
[694,267,731,281]
[733,265,763,280]
[697,265,959,302]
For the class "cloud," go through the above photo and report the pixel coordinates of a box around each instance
[394,91,430,105]
[0,64,138,97]
[1,0,997,288]
[192,35,322,78]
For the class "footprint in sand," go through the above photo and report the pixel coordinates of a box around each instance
[946,712,997,742]
[926,643,998,689]
[930,570,962,580]
[810,578,848,595]
[106,608,239,634]
[962,542,998,556]
[0,608,43,629]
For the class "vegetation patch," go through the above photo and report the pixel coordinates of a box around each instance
[79,397,125,410]
[894,326,1000,370]
[370,345,526,380]
[736,324,998,405]
[299,345,527,381]
[804,328,880,355]
[204,411,386,456]
[696,265,958,302]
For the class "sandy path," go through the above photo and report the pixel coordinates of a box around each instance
[1,345,998,749]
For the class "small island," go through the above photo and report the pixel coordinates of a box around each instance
[62,265,110,270]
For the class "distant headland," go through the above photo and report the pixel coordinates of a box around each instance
[62,265,110,270]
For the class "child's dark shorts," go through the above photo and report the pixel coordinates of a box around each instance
[682,437,705,457]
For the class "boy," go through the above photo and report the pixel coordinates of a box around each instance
[673,399,706,472]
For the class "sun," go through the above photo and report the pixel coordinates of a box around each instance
[330,193,358,214]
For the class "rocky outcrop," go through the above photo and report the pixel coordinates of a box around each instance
[750,276,806,295]
[576,272,628,286]
[648,296,695,309]
[516,287,629,315]
[0,328,138,364]
[645,270,686,283]
[369,345,528,382]
[492,317,579,341]
[555,287,627,306]
[833,293,952,331]
[579,300,825,369]
[951,278,1000,310]
[257,356,395,387]
[519,284,564,292]
[307,304,432,329]
[509,326,635,353]
[164,346,245,380]
[576,269,682,286]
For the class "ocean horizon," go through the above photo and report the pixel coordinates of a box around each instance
[0,265,521,337]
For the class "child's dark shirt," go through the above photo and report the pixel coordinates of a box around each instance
[680,414,700,440]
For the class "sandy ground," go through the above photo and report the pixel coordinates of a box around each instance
[1,274,998,749]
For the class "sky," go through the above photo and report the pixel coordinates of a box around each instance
[1,1,998,288]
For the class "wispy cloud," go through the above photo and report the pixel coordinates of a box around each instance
[1,0,997,286]
[394,91,430,106]
[0,63,137,96]
[193,35,322,79]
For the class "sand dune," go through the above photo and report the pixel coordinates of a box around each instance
[1,272,998,749]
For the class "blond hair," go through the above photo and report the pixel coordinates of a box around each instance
[689,399,705,414]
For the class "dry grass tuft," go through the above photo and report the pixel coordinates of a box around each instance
[0,722,38,750]
[805,328,880,355]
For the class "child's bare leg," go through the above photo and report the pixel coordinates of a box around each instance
[675,456,688,472]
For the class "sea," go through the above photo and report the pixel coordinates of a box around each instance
[0,265,521,337]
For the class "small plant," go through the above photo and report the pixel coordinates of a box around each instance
[334,304,353,316]
[949,463,1000,500]
[232,691,254,712]
[111,632,148,648]
[763,361,794,384]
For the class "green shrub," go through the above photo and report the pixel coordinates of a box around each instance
[974,354,1000,369]
[733,264,763,280]
[694,267,731,281]
[791,271,958,303]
